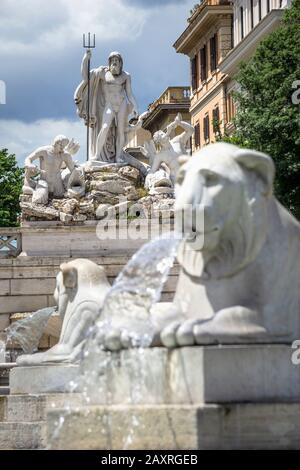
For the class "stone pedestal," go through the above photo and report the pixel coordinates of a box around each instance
[80,344,300,405]
[9,345,300,449]
[10,345,300,400]
[20,221,174,257]
[10,364,80,394]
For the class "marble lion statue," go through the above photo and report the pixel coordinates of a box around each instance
[160,142,300,347]
[17,259,110,365]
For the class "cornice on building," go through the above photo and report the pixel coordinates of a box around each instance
[148,86,190,112]
[173,1,233,55]
[142,86,190,130]
[143,103,190,130]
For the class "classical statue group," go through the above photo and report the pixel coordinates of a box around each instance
[22,50,192,205]
[18,140,300,365]
[17,48,300,366]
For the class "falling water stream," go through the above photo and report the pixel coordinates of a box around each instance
[71,234,181,446]
[49,233,181,448]
[5,306,57,355]
[0,338,5,363]
[92,233,180,348]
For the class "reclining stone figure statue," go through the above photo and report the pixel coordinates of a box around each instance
[143,113,193,195]
[22,135,85,204]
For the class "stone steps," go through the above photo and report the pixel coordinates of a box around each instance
[0,254,178,318]
[0,421,46,449]
[47,403,300,450]
[0,392,85,449]
[0,393,85,422]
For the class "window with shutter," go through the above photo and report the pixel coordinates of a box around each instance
[213,107,220,133]
[191,56,197,91]
[227,93,236,122]
[200,45,207,82]
[207,115,210,141]
[258,0,262,21]
[210,34,217,72]
[250,0,254,29]
[240,7,244,40]
[203,115,210,142]
[194,123,200,148]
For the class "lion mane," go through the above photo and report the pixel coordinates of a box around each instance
[176,143,274,280]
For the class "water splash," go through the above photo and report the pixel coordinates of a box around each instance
[6,306,57,354]
[50,233,181,449]
[97,233,180,348]
[0,338,6,363]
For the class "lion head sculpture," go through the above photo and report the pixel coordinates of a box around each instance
[174,142,275,280]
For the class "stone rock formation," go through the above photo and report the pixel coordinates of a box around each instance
[21,160,175,224]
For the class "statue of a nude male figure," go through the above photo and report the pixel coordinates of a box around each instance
[75,51,139,163]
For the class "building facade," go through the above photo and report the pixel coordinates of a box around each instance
[221,0,291,133]
[174,0,291,151]
[232,0,290,47]
[126,86,191,159]
[142,86,191,137]
[174,1,234,151]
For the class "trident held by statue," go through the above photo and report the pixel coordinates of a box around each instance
[83,32,96,161]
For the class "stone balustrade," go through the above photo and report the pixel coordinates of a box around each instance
[0,229,22,258]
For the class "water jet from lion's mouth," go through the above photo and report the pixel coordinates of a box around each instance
[48,232,183,448]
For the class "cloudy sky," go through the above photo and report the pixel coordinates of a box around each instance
[0,0,193,164]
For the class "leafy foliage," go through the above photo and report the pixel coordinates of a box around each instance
[223,0,300,218]
[0,149,23,227]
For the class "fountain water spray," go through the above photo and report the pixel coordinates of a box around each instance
[6,307,57,354]
[49,232,181,448]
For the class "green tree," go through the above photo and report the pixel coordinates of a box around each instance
[225,0,300,218]
[0,149,23,227]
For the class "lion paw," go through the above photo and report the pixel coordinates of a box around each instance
[97,326,154,352]
[160,319,213,348]
[96,328,129,351]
